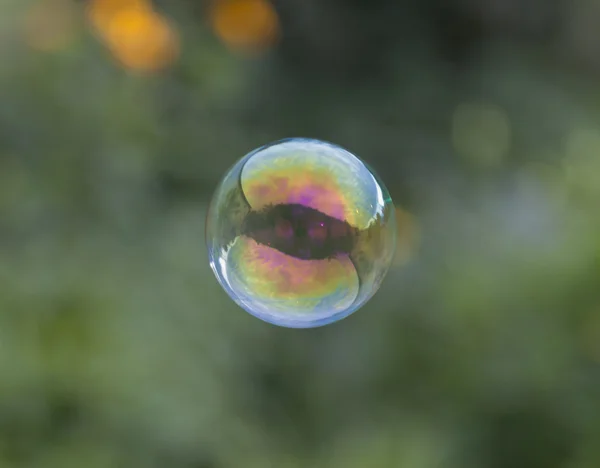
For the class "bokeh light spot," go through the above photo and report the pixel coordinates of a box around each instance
[452,102,511,167]
[87,0,180,72]
[209,0,280,55]
[87,0,146,32]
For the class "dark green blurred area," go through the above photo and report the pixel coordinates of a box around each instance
[3,0,600,466]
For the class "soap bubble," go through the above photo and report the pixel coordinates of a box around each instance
[206,138,396,328]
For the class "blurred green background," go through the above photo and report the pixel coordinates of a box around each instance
[2,0,600,466]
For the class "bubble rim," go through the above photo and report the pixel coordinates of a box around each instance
[206,137,396,329]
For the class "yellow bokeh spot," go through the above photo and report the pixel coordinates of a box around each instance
[24,0,78,52]
[452,102,511,167]
[209,0,280,54]
[106,8,179,72]
[87,0,147,32]
[87,0,179,72]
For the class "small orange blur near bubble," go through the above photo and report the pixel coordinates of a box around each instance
[87,0,180,72]
[393,207,420,268]
[24,0,79,52]
[209,0,280,55]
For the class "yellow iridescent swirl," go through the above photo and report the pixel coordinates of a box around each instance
[240,140,382,229]
[226,237,359,320]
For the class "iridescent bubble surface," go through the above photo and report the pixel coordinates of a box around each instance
[206,138,396,328]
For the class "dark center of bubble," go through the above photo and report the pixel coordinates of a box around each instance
[242,203,359,260]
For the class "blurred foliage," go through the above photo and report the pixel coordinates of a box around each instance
[2,0,600,467]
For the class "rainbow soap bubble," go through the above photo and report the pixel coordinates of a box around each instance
[206,138,397,328]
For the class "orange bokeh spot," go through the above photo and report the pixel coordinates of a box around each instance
[24,0,78,52]
[106,8,179,71]
[209,0,279,54]
[87,0,147,31]
[87,0,179,72]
